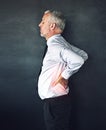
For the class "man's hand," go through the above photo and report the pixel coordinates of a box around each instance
[52,75,68,89]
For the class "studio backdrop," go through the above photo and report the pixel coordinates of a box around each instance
[0,0,106,130]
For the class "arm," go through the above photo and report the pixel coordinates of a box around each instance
[53,47,85,87]
[70,44,88,61]
[61,48,85,80]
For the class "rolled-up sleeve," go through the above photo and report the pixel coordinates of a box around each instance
[61,48,84,79]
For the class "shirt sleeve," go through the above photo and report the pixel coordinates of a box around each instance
[70,44,88,61]
[61,48,85,79]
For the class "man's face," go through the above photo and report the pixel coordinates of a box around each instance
[39,13,51,39]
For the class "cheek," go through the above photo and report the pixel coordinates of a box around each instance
[43,26,50,33]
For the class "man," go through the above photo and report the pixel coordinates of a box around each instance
[38,10,88,130]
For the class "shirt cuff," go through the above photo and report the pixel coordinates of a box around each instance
[61,70,72,80]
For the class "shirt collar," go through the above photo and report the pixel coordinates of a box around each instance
[47,34,61,46]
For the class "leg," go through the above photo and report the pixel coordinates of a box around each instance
[43,94,71,130]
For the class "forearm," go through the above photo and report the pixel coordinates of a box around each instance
[61,48,84,79]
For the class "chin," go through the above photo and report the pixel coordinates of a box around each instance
[40,33,46,38]
[40,34,44,37]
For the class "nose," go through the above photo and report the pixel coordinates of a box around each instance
[39,22,41,27]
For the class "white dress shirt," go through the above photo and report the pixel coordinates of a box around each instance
[38,34,88,99]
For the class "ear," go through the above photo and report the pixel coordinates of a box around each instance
[50,23,56,30]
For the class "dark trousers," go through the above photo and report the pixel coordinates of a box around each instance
[43,94,71,130]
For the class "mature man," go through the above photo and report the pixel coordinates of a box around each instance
[38,10,88,130]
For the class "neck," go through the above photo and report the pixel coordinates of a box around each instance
[46,34,61,41]
[46,28,63,40]
[46,32,61,40]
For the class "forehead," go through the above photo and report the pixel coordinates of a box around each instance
[42,13,51,21]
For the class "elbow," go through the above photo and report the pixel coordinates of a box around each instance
[79,57,84,66]
[84,53,88,61]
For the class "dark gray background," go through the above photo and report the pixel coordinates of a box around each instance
[0,0,106,130]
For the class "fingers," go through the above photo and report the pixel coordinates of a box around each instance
[51,76,68,88]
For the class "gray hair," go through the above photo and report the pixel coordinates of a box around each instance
[44,10,66,31]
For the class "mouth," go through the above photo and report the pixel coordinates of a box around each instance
[39,29,42,32]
